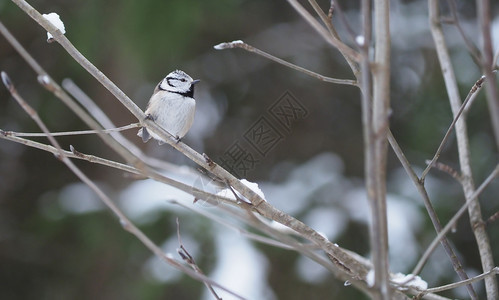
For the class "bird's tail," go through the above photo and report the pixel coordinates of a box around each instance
[137,127,151,143]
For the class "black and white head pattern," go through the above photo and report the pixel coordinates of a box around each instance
[158,70,199,97]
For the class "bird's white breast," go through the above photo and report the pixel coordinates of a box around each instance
[145,91,196,139]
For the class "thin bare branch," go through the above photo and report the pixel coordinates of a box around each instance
[214,41,358,86]
[306,0,360,75]
[424,160,462,182]
[366,1,392,298]
[176,219,222,300]
[420,267,499,297]
[421,74,486,181]
[493,50,499,69]
[286,0,361,63]
[476,0,499,151]
[359,4,373,281]
[463,74,490,114]
[5,123,140,137]
[307,0,338,39]
[359,4,375,291]
[328,1,359,47]
[445,0,481,65]
[359,2,388,299]
[486,210,499,226]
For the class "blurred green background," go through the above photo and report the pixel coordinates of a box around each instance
[0,0,498,299]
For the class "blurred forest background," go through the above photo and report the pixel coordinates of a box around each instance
[0,0,498,299]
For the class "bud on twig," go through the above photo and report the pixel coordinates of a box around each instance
[1,71,15,93]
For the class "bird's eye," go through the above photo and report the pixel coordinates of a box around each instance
[180,78,186,82]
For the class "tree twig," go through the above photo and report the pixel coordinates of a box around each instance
[213,41,358,86]
[421,74,486,181]
[493,49,499,69]
[286,0,361,63]
[476,0,499,152]
[418,267,499,298]
[444,0,481,65]
[4,123,140,137]
[486,210,499,226]
[306,0,360,75]
[424,160,462,182]
[327,0,359,48]
[307,0,338,40]
[176,218,222,300]
[366,1,391,298]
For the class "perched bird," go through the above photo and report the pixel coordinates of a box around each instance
[138,70,199,144]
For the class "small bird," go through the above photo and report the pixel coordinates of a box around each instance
[138,70,199,144]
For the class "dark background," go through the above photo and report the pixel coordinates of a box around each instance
[0,0,498,299]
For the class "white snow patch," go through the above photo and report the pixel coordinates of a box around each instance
[392,273,428,290]
[216,179,266,203]
[213,40,244,50]
[42,13,65,41]
[366,271,428,291]
[268,220,297,235]
[355,35,365,46]
[366,269,375,287]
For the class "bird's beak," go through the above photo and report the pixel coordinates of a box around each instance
[192,79,201,84]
